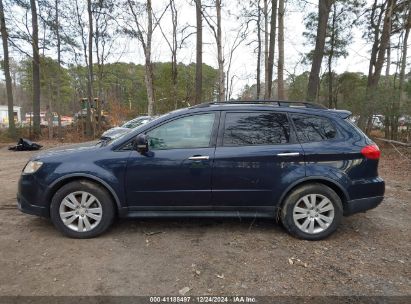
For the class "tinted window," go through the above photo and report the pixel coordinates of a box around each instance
[147,113,215,149]
[292,114,336,142]
[223,112,290,146]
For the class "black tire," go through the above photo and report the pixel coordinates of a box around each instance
[280,183,343,240]
[50,180,115,238]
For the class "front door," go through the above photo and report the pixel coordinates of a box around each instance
[211,111,305,210]
[125,112,219,210]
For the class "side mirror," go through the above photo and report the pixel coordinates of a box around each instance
[133,134,149,154]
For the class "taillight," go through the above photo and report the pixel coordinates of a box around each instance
[361,144,381,160]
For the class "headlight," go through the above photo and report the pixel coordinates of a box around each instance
[23,161,43,174]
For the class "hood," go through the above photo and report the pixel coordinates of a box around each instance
[34,141,102,159]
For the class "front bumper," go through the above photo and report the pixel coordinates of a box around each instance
[17,174,50,218]
[344,196,384,215]
[17,192,49,217]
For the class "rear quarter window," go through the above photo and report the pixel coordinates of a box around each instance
[291,114,337,143]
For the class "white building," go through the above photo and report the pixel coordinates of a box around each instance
[0,105,22,127]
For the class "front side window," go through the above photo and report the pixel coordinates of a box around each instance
[291,114,337,142]
[147,113,215,149]
[223,112,290,146]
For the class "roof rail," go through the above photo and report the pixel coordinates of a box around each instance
[190,100,327,109]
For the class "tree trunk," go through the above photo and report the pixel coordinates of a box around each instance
[94,9,103,134]
[360,0,395,133]
[394,3,411,139]
[55,0,62,139]
[0,0,16,138]
[216,0,225,101]
[145,0,155,115]
[306,0,333,102]
[86,0,94,137]
[277,0,284,100]
[145,61,155,115]
[195,0,202,104]
[263,0,268,91]
[264,0,277,99]
[30,0,41,137]
[256,0,261,99]
[170,0,178,109]
[328,3,337,108]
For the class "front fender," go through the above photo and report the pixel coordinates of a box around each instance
[46,172,123,210]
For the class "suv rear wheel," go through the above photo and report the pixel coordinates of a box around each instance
[281,183,343,240]
[50,180,115,238]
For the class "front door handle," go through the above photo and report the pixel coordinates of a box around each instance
[188,155,210,160]
[277,152,300,157]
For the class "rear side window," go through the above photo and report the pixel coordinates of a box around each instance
[291,114,337,142]
[223,112,290,146]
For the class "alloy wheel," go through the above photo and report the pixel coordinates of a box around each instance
[59,191,103,232]
[292,194,335,234]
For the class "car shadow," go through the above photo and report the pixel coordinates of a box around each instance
[109,217,284,235]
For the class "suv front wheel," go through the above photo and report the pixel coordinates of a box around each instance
[281,183,343,240]
[50,180,115,238]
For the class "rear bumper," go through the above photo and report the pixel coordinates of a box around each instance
[344,196,384,215]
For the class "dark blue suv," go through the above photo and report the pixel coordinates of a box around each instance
[17,101,384,240]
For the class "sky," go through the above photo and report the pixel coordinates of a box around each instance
[115,0,374,97]
[7,0,405,98]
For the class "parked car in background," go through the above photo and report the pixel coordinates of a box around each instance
[372,115,384,129]
[398,115,411,131]
[18,101,385,240]
[348,114,384,130]
[100,116,152,140]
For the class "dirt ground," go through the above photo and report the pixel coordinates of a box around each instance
[0,141,410,297]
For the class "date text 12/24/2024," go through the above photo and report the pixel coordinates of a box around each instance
[149,296,257,303]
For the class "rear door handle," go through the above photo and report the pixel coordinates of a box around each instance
[188,155,210,160]
[277,152,300,157]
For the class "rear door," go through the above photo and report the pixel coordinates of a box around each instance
[290,113,351,171]
[211,111,305,210]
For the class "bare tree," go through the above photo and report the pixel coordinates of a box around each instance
[54,0,62,138]
[264,0,277,99]
[86,0,94,136]
[202,0,225,101]
[225,23,248,100]
[392,1,411,139]
[195,0,202,104]
[216,0,224,101]
[94,0,117,131]
[257,0,262,99]
[156,0,180,108]
[30,0,41,136]
[398,3,410,101]
[306,0,333,102]
[277,0,284,99]
[169,0,178,108]
[126,0,156,115]
[0,0,16,138]
[72,0,94,136]
[264,0,268,88]
[359,0,396,132]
